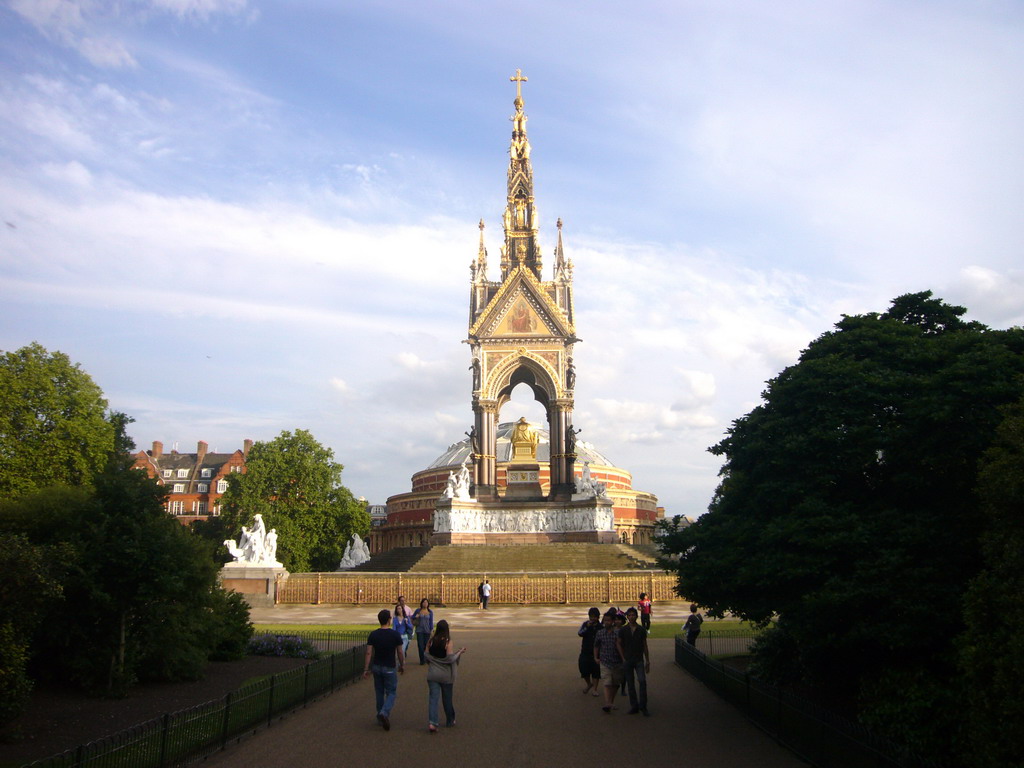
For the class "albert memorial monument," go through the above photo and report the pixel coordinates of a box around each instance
[372,72,662,553]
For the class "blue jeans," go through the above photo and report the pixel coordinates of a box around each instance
[371,664,398,717]
[428,680,455,726]
[417,633,430,664]
[623,658,647,710]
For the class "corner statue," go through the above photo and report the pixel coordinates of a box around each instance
[224,514,283,567]
[510,417,540,460]
[338,533,371,570]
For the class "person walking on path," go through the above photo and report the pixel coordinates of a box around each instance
[619,607,650,716]
[477,580,485,609]
[481,580,491,610]
[577,607,602,696]
[594,609,624,714]
[413,598,435,664]
[393,599,413,656]
[425,619,466,733]
[637,592,653,632]
[363,609,405,731]
[683,603,704,647]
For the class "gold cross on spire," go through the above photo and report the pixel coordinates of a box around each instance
[510,69,528,100]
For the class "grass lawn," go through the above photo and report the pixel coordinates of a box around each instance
[253,624,375,634]
[646,618,756,639]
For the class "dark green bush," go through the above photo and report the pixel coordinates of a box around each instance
[208,589,254,662]
[0,623,33,727]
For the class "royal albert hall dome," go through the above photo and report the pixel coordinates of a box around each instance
[376,422,661,552]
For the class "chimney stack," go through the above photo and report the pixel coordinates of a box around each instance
[197,441,208,462]
[152,440,163,458]
[243,439,253,457]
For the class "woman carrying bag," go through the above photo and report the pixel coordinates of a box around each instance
[425,619,466,733]
[392,599,413,655]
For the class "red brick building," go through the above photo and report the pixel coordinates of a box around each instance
[129,439,251,525]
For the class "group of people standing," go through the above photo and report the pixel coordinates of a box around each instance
[363,597,466,733]
[577,593,654,716]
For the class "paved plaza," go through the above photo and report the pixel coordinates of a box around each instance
[199,604,807,768]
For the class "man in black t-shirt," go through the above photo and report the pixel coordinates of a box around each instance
[618,606,650,716]
[363,608,405,730]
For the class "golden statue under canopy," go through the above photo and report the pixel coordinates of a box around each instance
[510,417,540,460]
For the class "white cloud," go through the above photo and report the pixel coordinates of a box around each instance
[42,160,92,187]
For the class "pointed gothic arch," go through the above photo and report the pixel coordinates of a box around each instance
[485,351,557,407]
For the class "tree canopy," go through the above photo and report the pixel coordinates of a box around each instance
[0,348,252,714]
[957,393,1024,768]
[218,429,370,572]
[659,291,1024,758]
[0,342,115,498]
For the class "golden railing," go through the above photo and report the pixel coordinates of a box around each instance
[275,571,681,606]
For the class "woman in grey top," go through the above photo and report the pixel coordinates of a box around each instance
[425,619,466,733]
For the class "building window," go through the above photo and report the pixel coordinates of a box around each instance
[197,483,208,493]
[216,480,228,493]
[162,469,172,478]
[193,501,207,514]
[168,501,184,514]
[230,465,241,473]
[173,483,185,493]
[177,468,188,479]
[212,504,221,516]
[201,468,212,478]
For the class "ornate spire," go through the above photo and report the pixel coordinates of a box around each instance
[553,217,570,282]
[503,69,541,281]
[473,218,487,281]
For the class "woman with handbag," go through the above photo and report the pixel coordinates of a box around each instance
[425,619,466,733]
[393,598,413,655]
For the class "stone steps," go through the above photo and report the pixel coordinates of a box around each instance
[350,546,431,572]
[407,543,660,573]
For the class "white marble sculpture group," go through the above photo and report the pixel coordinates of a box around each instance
[223,513,282,567]
[441,458,473,501]
[573,461,609,500]
[337,533,371,570]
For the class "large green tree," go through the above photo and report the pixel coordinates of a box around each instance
[958,394,1024,768]
[0,343,115,498]
[659,292,1024,757]
[0,461,252,696]
[219,429,369,572]
[0,358,252,702]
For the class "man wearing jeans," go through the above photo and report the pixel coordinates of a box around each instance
[363,609,405,730]
[618,607,650,716]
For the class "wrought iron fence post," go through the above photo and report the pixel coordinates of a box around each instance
[221,691,233,749]
[331,651,338,691]
[303,663,310,705]
[158,712,170,767]
[267,676,276,726]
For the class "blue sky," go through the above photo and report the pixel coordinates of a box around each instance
[2,1,1022,519]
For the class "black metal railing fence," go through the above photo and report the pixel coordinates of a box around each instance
[24,630,367,768]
